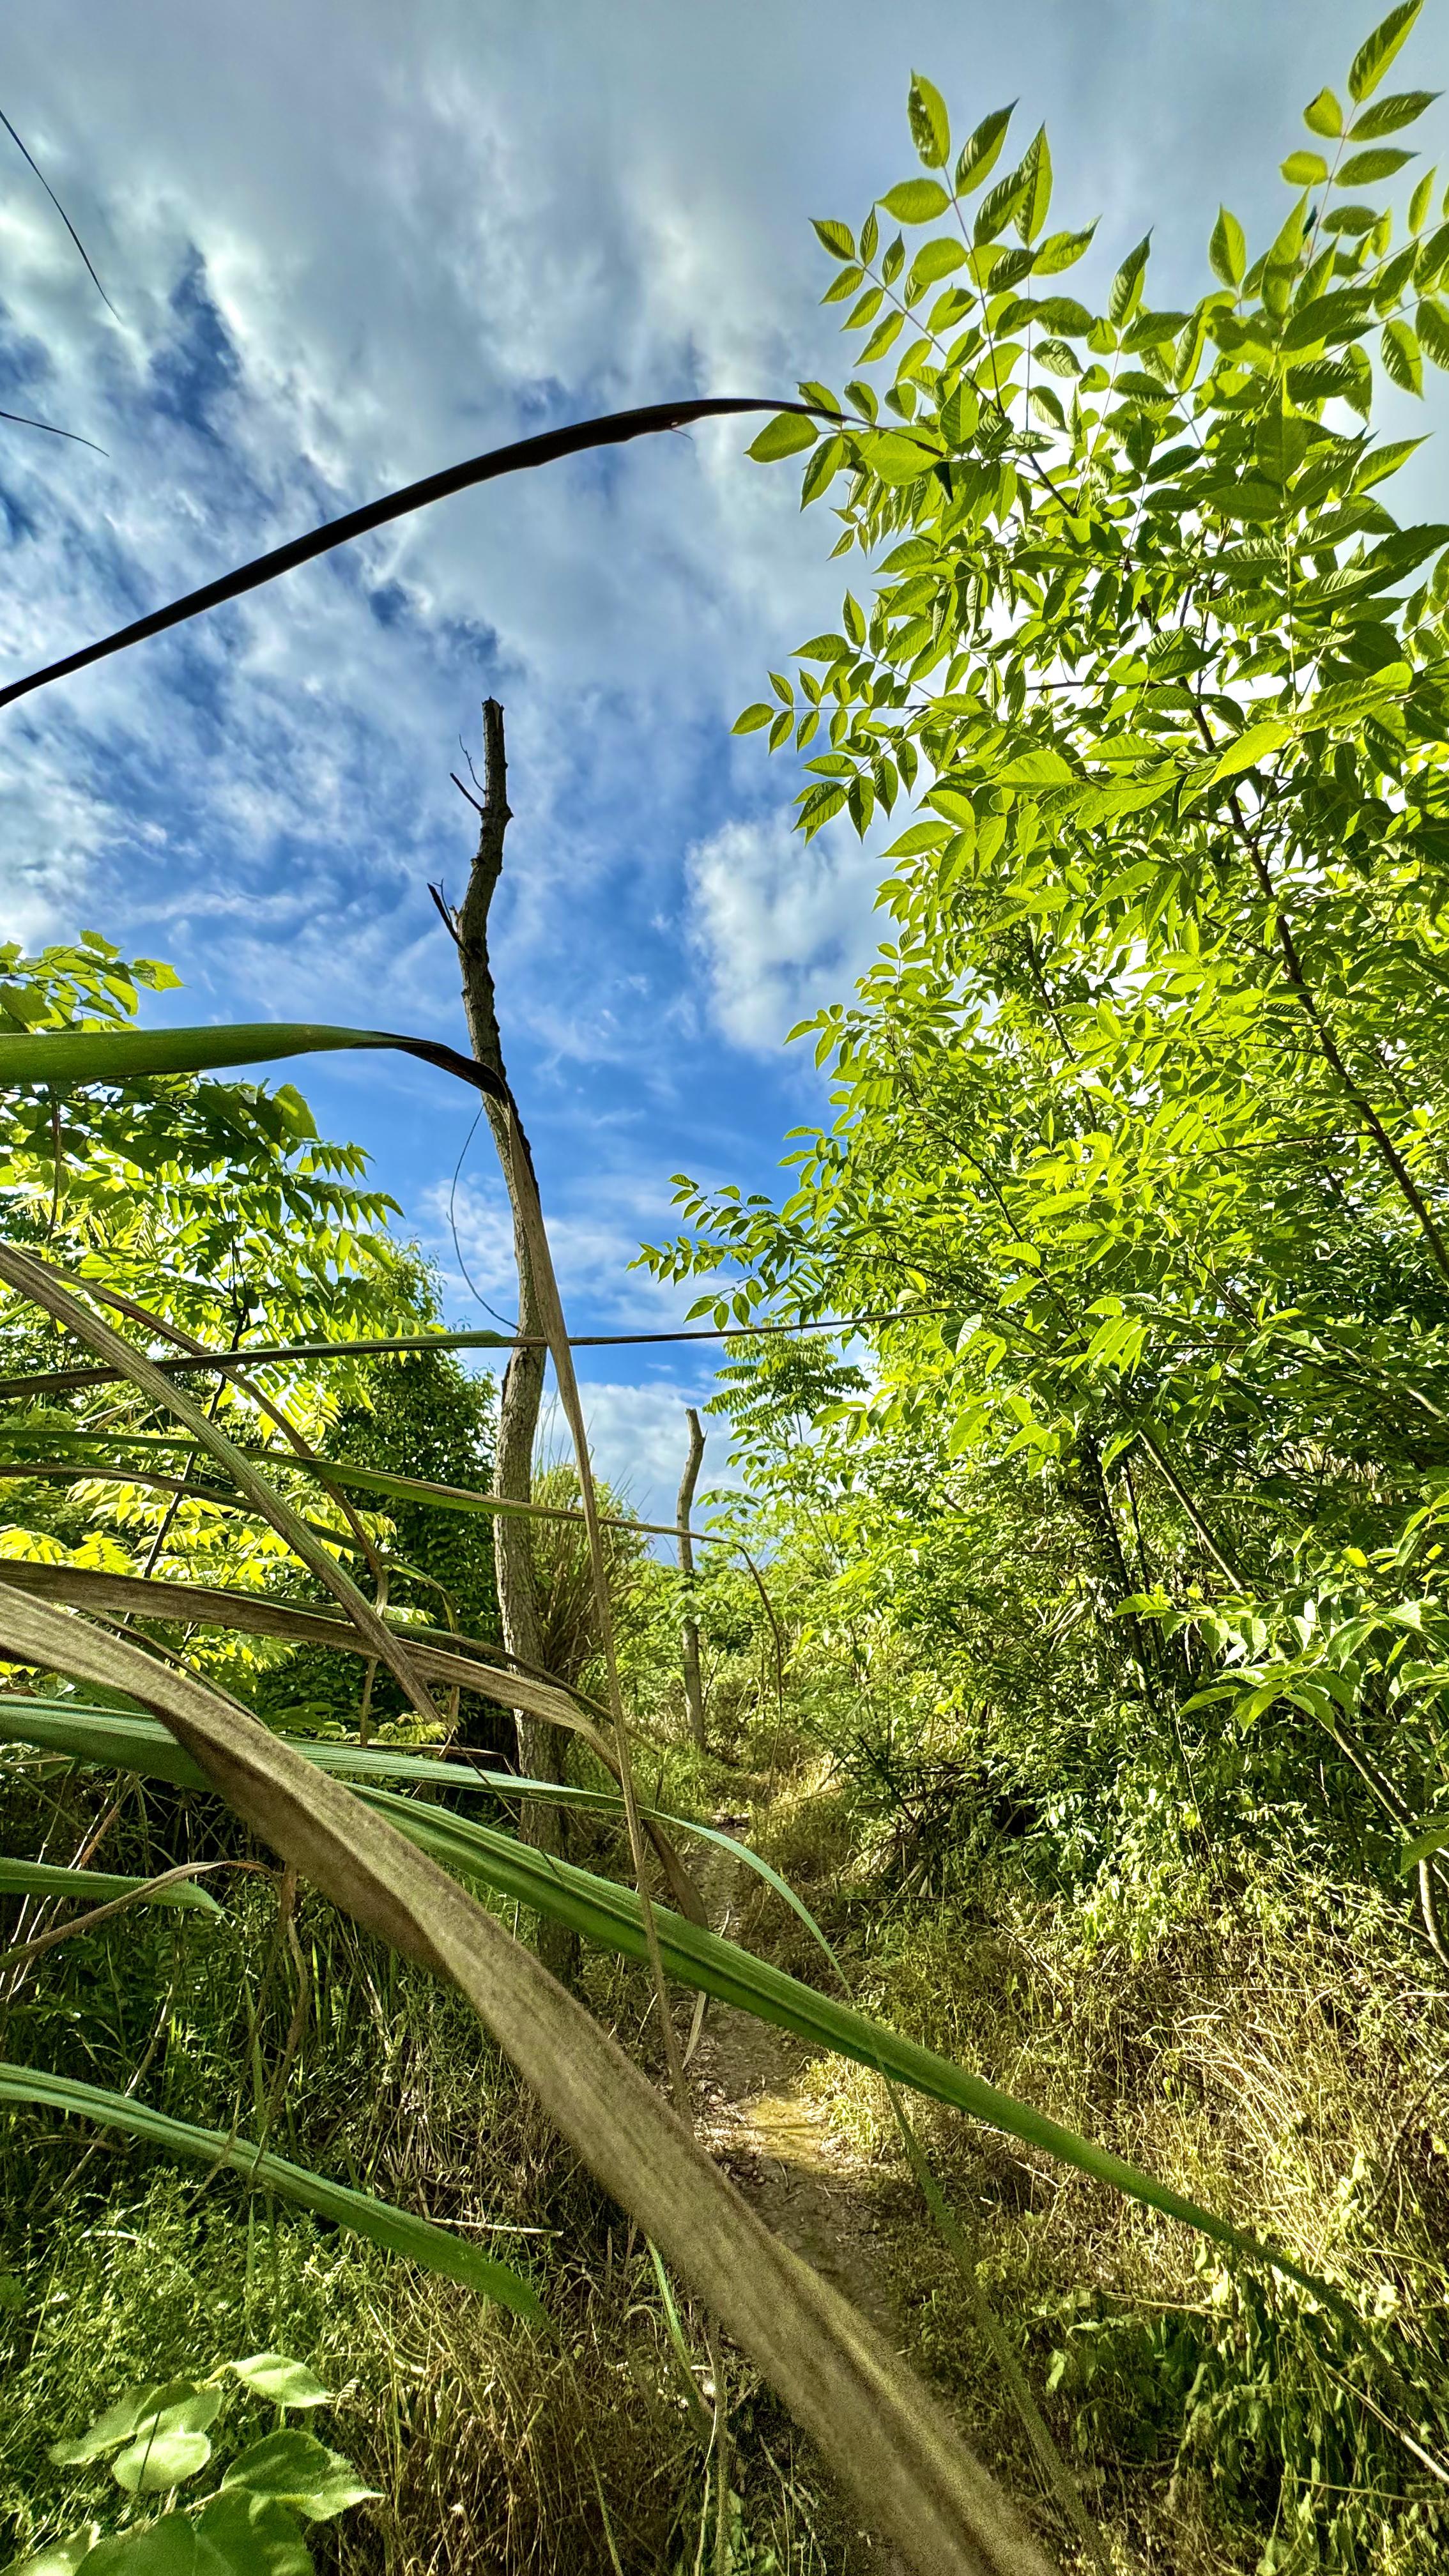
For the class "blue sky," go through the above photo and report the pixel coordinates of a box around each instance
[3,0,1446,1517]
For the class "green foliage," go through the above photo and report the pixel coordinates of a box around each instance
[8,2350,371,2574]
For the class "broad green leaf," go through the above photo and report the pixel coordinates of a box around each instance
[954,103,1013,195]
[193,2491,312,2576]
[732,703,775,734]
[1304,87,1344,138]
[1348,1,1423,105]
[907,238,967,287]
[1209,206,1246,289]
[1282,151,1329,186]
[810,217,855,260]
[861,431,945,485]
[746,413,818,463]
[229,2356,330,2410]
[0,1859,220,1915]
[878,178,949,224]
[222,2432,376,2524]
[49,2387,200,2468]
[0,2065,542,2317]
[77,2519,208,2575]
[112,2426,213,2496]
[1338,146,1416,185]
[907,71,950,169]
[1350,89,1439,138]
[1034,224,1096,273]
[1381,315,1423,392]
[1209,720,1292,782]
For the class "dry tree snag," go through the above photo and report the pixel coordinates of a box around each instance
[449,700,576,1972]
[678,1404,706,1750]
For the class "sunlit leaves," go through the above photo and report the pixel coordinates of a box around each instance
[954,103,1014,195]
[1339,145,1418,182]
[746,411,818,461]
[811,217,855,260]
[1351,89,1439,137]
[1210,206,1246,288]
[1348,1,1423,106]
[878,178,950,223]
[908,70,951,169]
[1381,314,1424,389]
[1283,151,1330,185]
[1305,86,1346,137]
[1109,233,1151,324]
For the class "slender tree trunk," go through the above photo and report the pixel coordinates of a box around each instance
[677,1405,706,1752]
[453,698,576,1978]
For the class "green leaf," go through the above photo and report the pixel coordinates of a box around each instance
[1109,234,1151,326]
[860,312,905,362]
[1338,146,1417,184]
[0,1022,483,1100]
[0,1858,220,1915]
[1210,206,1246,289]
[801,434,847,505]
[974,169,1027,245]
[1400,1816,1449,1868]
[810,218,855,261]
[1351,88,1439,137]
[1348,1,1423,105]
[1418,295,1449,365]
[193,2492,312,2576]
[0,2065,543,2317]
[1282,151,1329,186]
[1015,126,1052,243]
[954,103,1013,195]
[223,2432,376,2524]
[907,238,967,288]
[907,72,950,169]
[732,704,775,735]
[878,178,949,224]
[77,2517,206,2574]
[49,2385,200,2468]
[229,2356,330,2410]
[1381,314,1424,390]
[112,2427,213,2496]
[1034,224,1097,273]
[1304,87,1344,138]
[1354,433,1425,487]
[746,413,818,463]
[1209,719,1293,781]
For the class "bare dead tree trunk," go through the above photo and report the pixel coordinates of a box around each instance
[452,698,576,1979]
[677,1405,705,1752]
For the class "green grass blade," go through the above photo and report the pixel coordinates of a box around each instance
[0,1857,222,1913]
[0,2062,543,2318]
[0,1020,494,1098]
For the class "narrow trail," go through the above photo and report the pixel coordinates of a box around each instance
[687,1824,903,2350]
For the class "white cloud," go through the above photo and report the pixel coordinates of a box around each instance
[684,813,882,1053]
[537,1379,739,1533]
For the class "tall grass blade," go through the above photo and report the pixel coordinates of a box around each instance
[0,1857,222,1914]
[0,2062,542,2313]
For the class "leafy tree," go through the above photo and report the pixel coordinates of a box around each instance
[649,3,1449,1908]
